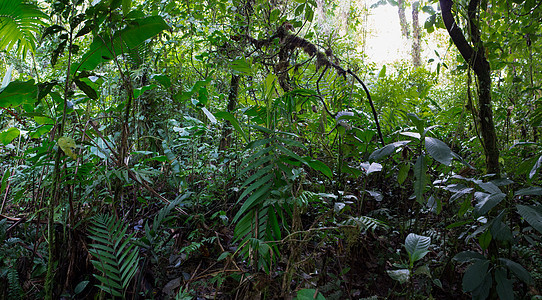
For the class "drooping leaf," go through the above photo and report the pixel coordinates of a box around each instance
[369,141,410,161]
[425,136,452,166]
[201,107,216,124]
[73,16,169,73]
[516,204,542,234]
[462,259,490,292]
[0,80,37,108]
[474,192,505,215]
[515,186,542,196]
[306,158,332,179]
[498,258,533,285]
[495,268,513,300]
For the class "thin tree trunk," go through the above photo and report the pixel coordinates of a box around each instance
[397,0,410,38]
[440,0,499,175]
[219,74,240,151]
[411,1,422,67]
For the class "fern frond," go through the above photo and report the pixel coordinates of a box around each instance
[88,214,140,299]
[345,216,388,232]
[7,268,22,299]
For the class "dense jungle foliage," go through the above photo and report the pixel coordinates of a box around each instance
[0,0,541,299]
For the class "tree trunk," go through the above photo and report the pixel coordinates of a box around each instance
[440,0,500,176]
[397,0,410,38]
[219,74,240,151]
[411,1,422,67]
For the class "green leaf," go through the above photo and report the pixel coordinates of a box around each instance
[378,65,386,78]
[387,269,410,284]
[398,163,410,185]
[495,268,513,300]
[73,16,169,73]
[0,127,20,145]
[0,0,47,55]
[369,141,409,161]
[405,233,431,266]
[306,159,332,179]
[295,289,326,300]
[201,107,216,124]
[74,78,98,100]
[453,251,486,263]
[478,229,492,250]
[425,136,452,166]
[530,155,542,179]
[516,204,542,234]
[0,169,9,194]
[515,186,542,196]
[74,280,89,295]
[462,259,490,292]
[498,258,533,285]
[230,58,252,75]
[122,0,131,15]
[474,192,505,215]
[0,80,37,108]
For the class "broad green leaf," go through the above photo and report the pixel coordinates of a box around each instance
[462,259,489,292]
[495,268,513,300]
[122,0,131,15]
[295,289,326,300]
[369,141,409,161]
[233,183,272,223]
[361,162,382,175]
[387,269,410,284]
[515,186,542,195]
[0,80,37,108]
[230,58,252,75]
[74,78,98,100]
[453,251,486,263]
[73,16,169,73]
[516,204,542,234]
[425,136,452,166]
[498,258,533,285]
[474,192,505,215]
[405,233,431,266]
[0,127,20,145]
[400,131,421,139]
[369,144,395,161]
[34,116,53,125]
[133,84,157,99]
[306,159,332,179]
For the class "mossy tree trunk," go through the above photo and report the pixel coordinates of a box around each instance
[440,0,500,176]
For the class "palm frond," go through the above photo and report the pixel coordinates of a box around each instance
[0,0,47,55]
[88,214,140,299]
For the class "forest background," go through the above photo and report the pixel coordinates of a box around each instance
[0,0,541,299]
